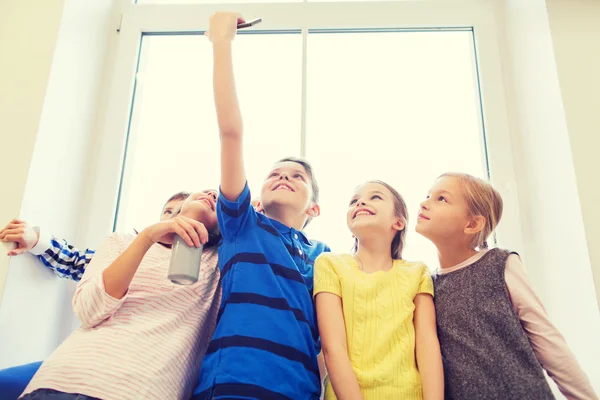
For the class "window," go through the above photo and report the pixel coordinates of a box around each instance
[304,30,486,268]
[93,1,519,270]
[114,28,486,269]
[115,32,302,232]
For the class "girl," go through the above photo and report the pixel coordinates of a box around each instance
[416,172,597,400]
[314,180,444,400]
[19,190,222,400]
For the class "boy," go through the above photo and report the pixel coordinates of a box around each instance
[194,12,329,400]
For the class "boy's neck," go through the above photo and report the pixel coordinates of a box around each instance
[265,209,306,231]
[436,240,479,270]
[355,236,394,272]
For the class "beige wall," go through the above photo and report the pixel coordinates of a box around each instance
[0,0,66,304]
[547,0,600,306]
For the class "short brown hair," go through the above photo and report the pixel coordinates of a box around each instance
[164,191,191,208]
[352,180,409,259]
[439,173,503,249]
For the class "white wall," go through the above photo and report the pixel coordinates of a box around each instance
[0,0,117,368]
[546,0,600,309]
[495,0,600,394]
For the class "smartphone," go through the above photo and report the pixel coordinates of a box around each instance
[237,18,262,29]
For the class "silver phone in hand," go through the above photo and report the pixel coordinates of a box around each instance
[237,18,262,29]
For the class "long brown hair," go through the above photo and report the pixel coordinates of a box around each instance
[352,180,409,259]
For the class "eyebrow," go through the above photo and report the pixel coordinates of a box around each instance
[351,190,386,200]
[437,190,455,199]
[269,169,307,176]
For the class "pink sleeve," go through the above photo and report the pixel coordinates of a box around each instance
[72,233,127,329]
[505,254,598,400]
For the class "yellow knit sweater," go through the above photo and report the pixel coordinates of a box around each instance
[314,253,434,400]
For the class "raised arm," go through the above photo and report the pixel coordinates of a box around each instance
[206,12,246,201]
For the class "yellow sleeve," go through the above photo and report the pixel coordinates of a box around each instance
[417,263,434,297]
[314,254,342,297]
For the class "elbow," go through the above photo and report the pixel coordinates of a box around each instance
[219,126,242,141]
[72,287,109,329]
[73,305,108,329]
[72,307,99,329]
[322,343,347,364]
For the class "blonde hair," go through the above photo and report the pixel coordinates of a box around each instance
[439,173,503,249]
[352,180,408,259]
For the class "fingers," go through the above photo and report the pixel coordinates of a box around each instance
[174,219,202,248]
[206,12,242,42]
[188,219,209,245]
[0,222,24,236]
[0,233,25,244]
[177,217,209,247]
[172,224,195,248]
[8,247,27,256]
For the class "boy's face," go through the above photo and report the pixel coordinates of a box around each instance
[179,189,219,231]
[260,161,314,216]
[161,199,184,221]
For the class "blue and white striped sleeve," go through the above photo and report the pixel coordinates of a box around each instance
[30,228,95,282]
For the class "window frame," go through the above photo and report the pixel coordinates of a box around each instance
[86,0,523,255]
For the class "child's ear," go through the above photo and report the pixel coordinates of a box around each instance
[464,215,486,235]
[393,218,406,232]
[306,203,321,218]
[253,200,264,214]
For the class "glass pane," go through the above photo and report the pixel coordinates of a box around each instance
[304,30,486,270]
[117,33,302,232]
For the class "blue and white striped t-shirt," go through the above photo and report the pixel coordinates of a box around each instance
[194,183,329,400]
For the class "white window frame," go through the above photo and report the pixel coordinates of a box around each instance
[85,0,523,255]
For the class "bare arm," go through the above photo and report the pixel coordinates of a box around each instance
[208,13,246,201]
[100,234,153,299]
[414,293,444,400]
[103,216,208,299]
[316,292,363,400]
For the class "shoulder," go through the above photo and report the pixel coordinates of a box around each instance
[315,252,353,268]
[108,231,136,245]
[94,232,136,255]
[307,239,330,254]
[485,247,518,268]
[487,247,516,258]
[398,259,430,274]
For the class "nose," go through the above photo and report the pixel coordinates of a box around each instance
[279,173,290,181]
[208,190,218,200]
[420,200,429,210]
[356,199,366,207]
